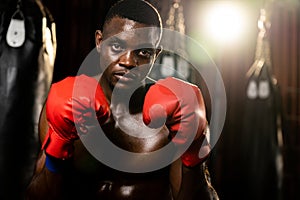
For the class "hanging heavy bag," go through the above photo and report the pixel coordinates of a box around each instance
[242,61,282,200]
[239,8,284,200]
[0,0,55,199]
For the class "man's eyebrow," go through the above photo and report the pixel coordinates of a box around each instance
[108,36,125,44]
[135,43,155,49]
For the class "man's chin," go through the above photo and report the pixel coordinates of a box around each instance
[113,80,141,90]
[111,81,141,103]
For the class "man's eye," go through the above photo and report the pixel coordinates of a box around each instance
[111,43,123,52]
[138,49,154,58]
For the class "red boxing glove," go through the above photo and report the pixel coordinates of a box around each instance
[42,75,110,160]
[143,77,210,167]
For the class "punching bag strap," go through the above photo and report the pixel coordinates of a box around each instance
[44,6,57,62]
[35,0,57,86]
[6,0,26,48]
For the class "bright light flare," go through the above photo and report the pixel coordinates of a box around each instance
[205,2,246,44]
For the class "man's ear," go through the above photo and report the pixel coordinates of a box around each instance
[95,30,103,53]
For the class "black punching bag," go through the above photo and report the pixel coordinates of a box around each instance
[0,0,55,199]
[240,8,283,200]
[241,62,282,200]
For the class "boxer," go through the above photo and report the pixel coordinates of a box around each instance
[25,1,218,199]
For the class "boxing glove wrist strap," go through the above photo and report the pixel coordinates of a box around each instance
[42,127,75,159]
[45,154,72,173]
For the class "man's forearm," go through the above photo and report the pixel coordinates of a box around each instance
[25,152,70,200]
[176,162,219,200]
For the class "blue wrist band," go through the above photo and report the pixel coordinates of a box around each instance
[45,154,70,173]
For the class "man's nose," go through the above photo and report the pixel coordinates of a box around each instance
[119,51,138,69]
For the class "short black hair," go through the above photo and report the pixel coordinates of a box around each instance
[104,0,162,43]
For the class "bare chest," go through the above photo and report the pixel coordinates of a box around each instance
[102,103,170,153]
[73,103,171,171]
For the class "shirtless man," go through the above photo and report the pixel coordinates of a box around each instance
[25,0,218,199]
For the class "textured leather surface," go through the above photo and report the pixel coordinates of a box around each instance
[0,1,54,199]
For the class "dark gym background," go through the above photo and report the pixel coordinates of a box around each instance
[0,0,299,199]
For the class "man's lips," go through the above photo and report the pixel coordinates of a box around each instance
[113,71,138,82]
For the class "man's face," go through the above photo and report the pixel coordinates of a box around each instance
[96,16,161,90]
